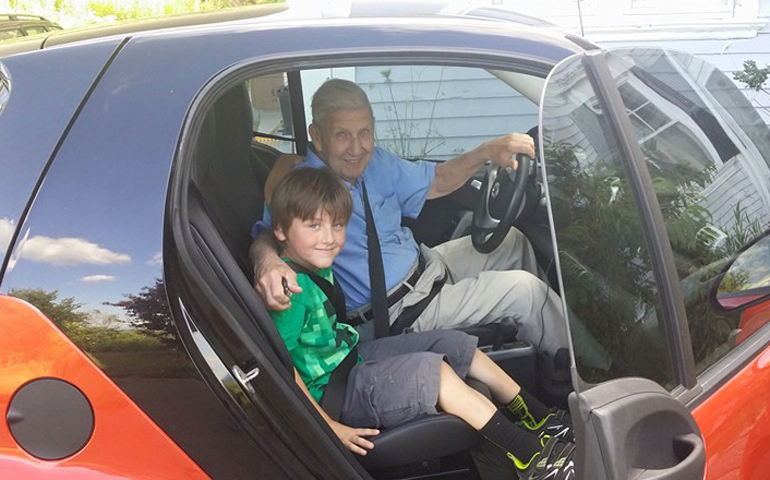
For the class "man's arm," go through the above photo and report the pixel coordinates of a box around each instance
[250,154,304,310]
[264,154,303,202]
[249,231,301,311]
[293,368,379,456]
[427,133,535,200]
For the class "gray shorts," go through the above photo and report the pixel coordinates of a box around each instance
[338,329,477,429]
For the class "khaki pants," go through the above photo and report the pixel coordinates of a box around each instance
[396,228,569,358]
[356,228,609,369]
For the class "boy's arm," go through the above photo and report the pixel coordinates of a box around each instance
[292,368,380,456]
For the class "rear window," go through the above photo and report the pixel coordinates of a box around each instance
[23,25,48,36]
[0,28,24,41]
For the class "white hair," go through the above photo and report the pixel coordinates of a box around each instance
[311,78,373,130]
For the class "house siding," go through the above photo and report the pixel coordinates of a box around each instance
[600,20,770,124]
[357,66,538,160]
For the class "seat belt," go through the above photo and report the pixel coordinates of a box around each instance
[361,180,391,339]
[284,260,355,421]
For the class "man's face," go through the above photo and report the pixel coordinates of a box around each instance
[310,107,374,183]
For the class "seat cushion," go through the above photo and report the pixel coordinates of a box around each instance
[357,378,489,470]
[358,413,481,470]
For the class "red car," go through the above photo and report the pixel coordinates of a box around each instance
[1,4,769,479]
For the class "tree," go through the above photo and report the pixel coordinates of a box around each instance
[108,278,178,345]
[9,288,87,327]
[734,60,770,91]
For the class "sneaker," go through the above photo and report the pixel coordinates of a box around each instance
[522,409,574,443]
[517,436,576,480]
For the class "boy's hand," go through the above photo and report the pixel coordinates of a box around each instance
[255,256,302,310]
[330,421,379,456]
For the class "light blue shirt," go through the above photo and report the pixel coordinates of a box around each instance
[253,147,436,311]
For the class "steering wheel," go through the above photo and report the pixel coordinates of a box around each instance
[471,153,533,253]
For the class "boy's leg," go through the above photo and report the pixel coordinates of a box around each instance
[339,350,574,478]
[467,349,573,442]
[339,351,447,429]
[357,329,478,379]
[437,361,575,477]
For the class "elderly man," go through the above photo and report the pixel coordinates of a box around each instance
[250,78,569,356]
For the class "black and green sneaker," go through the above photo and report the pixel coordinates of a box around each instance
[517,435,576,480]
[522,409,574,443]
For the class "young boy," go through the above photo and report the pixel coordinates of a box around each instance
[267,167,575,480]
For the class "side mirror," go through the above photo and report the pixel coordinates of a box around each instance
[711,232,770,313]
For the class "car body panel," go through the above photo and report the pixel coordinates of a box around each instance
[693,342,770,479]
[0,294,207,478]
[0,39,120,268]
[0,34,286,475]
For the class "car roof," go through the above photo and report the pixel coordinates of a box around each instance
[0,2,594,58]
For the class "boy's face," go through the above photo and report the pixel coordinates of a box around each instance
[274,208,345,270]
[309,107,374,183]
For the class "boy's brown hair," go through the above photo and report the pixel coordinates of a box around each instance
[270,167,353,234]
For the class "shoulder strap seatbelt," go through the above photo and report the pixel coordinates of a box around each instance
[361,180,391,339]
[284,260,347,322]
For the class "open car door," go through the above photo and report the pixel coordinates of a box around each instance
[539,47,726,479]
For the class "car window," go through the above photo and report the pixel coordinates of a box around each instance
[248,73,296,154]
[607,48,770,374]
[300,65,539,161]
[541,54,675,387]
[0,28,24,41]
[23,25,47,36]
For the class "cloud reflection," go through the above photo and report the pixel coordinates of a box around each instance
[81,275,116,283]
[1,218,130,267]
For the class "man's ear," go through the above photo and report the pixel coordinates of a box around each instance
[308,123,324,154]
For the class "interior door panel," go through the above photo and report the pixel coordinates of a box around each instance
[569,378,705,480]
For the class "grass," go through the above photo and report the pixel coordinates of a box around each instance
[91,348,198,378]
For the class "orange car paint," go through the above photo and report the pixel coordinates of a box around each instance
[0,294,210,479]
[694,341,770,480]
[735,302,770,346]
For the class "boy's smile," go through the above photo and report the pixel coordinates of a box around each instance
[274,208,345,270]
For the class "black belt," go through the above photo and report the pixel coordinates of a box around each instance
[349,256,426,326]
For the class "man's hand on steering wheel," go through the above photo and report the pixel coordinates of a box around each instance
[472,133,537,254]
[481,133,536,170]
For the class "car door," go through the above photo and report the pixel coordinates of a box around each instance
[540,46,770,479]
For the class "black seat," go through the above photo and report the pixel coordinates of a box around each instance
[194,83,273,282]
[190,83,484,475]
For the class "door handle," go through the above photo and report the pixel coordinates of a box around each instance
[637,433,705,480]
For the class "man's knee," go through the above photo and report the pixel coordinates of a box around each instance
[479,269,542,293]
